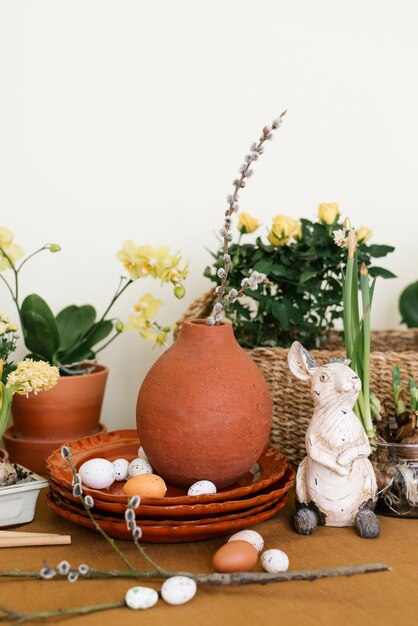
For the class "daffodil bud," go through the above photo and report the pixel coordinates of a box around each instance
[115,320,124,333]
[47,243,61,253]
[174,285,186,299]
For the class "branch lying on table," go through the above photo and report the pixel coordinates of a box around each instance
[0,561,390,585]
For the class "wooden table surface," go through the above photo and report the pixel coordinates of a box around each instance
[0,489,417,625]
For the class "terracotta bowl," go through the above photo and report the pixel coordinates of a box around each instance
[4,424,107,475]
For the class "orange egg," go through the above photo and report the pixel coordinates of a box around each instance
[123,474,167,498]
[212,540,258,573]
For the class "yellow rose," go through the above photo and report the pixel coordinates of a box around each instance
[318,203,340,225]
[237,212,260,234]
[356,226,372,243]
[268,215,300,246]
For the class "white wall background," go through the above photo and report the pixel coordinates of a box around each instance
[1,0,417,430]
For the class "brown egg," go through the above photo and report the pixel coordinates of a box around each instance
[123,474,167,498]
[212,540,258,573]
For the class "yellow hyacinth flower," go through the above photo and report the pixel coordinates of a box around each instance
[356,226,373,243]
[268,215,300,246]
[6,359,59,396]
[318,203,340,225]
[237,212,260,234]
[0,226,24,272]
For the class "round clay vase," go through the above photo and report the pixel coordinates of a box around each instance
[136,320,273,488]
[11,365,109,441]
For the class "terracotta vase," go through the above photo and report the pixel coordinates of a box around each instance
[12,365,109,441]
[136,320,273,488]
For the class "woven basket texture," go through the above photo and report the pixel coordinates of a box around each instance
[177,290,418,465]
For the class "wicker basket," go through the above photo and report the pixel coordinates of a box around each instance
[177,290,418,466]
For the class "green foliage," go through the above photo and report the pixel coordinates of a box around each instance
[21,295,113,372]
[204,218,395,349]
[399,280,418,328]
[0,318,19,384]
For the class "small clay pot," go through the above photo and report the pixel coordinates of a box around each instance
[12,365,109,441]
[136,320,273,488]
[3,423,107,475]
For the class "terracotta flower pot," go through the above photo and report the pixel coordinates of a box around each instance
[136,320,273,488]
[12,365,109,441]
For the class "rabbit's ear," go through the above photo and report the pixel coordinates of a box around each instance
[288,341,318,381]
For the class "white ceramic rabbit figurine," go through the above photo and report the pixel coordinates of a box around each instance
[288,341,380,538]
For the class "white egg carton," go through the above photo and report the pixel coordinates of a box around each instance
[0,464,48,527]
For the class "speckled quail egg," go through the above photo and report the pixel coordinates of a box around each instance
[261,549,289,573]
[187,480,217,496]
[112,458,129,481]
[78,458,115,490]
[125,586,159,610]
[227,529,264,553]
[128,457,153,478]
[161,576,197,605]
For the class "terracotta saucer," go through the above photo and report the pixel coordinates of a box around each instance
[46,490,288,542]
[4,424,107,475]
[48,485,283,526]
[48,466,295,519]
[46,430,288,505]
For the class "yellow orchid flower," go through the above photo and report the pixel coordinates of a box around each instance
[0,227,14,248]
[160,255,190,285]
[116,240,145,280]
[0,227,24,272]
[139,327,170,346]
[132,293,164,320]
[135,244,171,280]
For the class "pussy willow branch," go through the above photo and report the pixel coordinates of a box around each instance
[212,111,286,320]
[0,601,124,624]
[66,454,135,571]
[0,562,389,585]
[0,564,390,622]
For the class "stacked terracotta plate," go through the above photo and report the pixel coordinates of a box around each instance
[46,430,295,543]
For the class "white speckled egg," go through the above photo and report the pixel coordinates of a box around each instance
[128,457,153,478]
[125,586,159,610]
[261,549,289,573]
[161,576,197,605]
[112,458,129,481]
[138,446,149,461]
[78,459,115,490]
[228,529,264,553]
[187,480,217,496]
